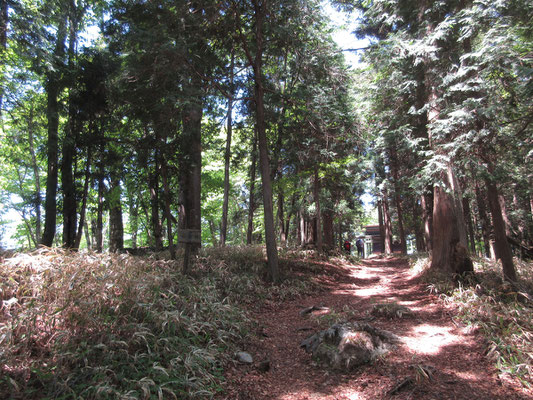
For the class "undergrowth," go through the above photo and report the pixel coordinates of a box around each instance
[411,254,533,387]
[0,246,316,399]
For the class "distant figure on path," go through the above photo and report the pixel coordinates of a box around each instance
[343,240,351,254]
[356,238,364,258]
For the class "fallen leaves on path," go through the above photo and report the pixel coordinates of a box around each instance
[219,256,532,400]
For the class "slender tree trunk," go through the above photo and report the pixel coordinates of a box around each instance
[421,192,433,252]
[412,200,425,252]
[84,221,91,249]
[323,211,334,250]
[108,175,124,253]
[250,0,279,281]
[41,16,68,247]
[462,196,477,254]
[475,181,492,258]
[0,0,7,118]
[95,174,104,252]
[485,175,517,282]
[314,167,323,252]
[74,147,91,249]
[394,189,407,254]
[129,196,139,249]
[160,150,175,259]
[28,103,42,243]
[149,154,163,250]
[221,52,235,247]
[382,191,393,254]
[247,128,258,245]
[277,189,286,245]
[378,199,385,253]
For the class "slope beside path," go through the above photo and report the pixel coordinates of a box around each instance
[220,257,531,400]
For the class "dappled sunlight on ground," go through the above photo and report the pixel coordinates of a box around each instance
[402,324,461,355]
[221,256,531,400]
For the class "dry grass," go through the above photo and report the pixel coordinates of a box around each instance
[411,254,533,387]
[0,246,317,399]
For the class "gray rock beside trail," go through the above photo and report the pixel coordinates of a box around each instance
[235,351,253,364]
[300,322,399,371]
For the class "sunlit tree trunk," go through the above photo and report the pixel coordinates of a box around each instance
[108,175,124,253]
[475,181,492,257]
[247,129,258,245]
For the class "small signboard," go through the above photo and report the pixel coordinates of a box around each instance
[179,229,201,244]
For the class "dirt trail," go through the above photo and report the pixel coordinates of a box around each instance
[220,257,531,400]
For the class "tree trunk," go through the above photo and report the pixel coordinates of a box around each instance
[41,16,68,247]
[412,200,425,252]
[485,176,517,282]
[95,174,104,252]
[108,175,124,253]
[382,191,393,254]
[74,147,91,249]
[221,52,235,247]
[378,199,385,253]
[250,0,279,281]
[431,184,473,275]
[247,128,258,245]
[61,2,81,249]
[180,83,203,254]
[129,196,139,249]
[149,154,163,250]
[314,167,323,252]
[462,195,477,255]
[0,0,7,118]
[160,150,175,259]
[475,181,492,258]
[28,103,42,243]
[277,189,287,245]
[421,192,433,252]
[323,210,334,250]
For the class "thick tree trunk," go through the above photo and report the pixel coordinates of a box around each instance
[61,4,80,249]
[251,0,279,281]
[431,184,473,275]
[108,176,124,253]
[485,176,517,282]
[247,128,258,245]
[221,52,235,247]
[323,211,334,250]
[180,80,203,259]
[41,17,68,247]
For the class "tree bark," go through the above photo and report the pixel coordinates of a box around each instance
[160,149,175,259]
[0,0,7,118]
[221,52,235,246]
[382,190,393,254]
[149,153,163,250]
[74,147,91,249]
[180,83,203,254]
[421,192,433,252]
[378,199,385,253]
[247,129,258,245]
[475,181,492,258]
[314,167,323,253]
[250,0,279,281]
[462,195,477,255]
[27,102,42,244]
[41,16,68,247]
[95,173,104,252]
[108,175,124,253]
[485,175,517,282]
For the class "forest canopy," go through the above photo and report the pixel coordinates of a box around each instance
[0,0,531,282]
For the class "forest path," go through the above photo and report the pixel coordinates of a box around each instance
[220,256,530,400]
